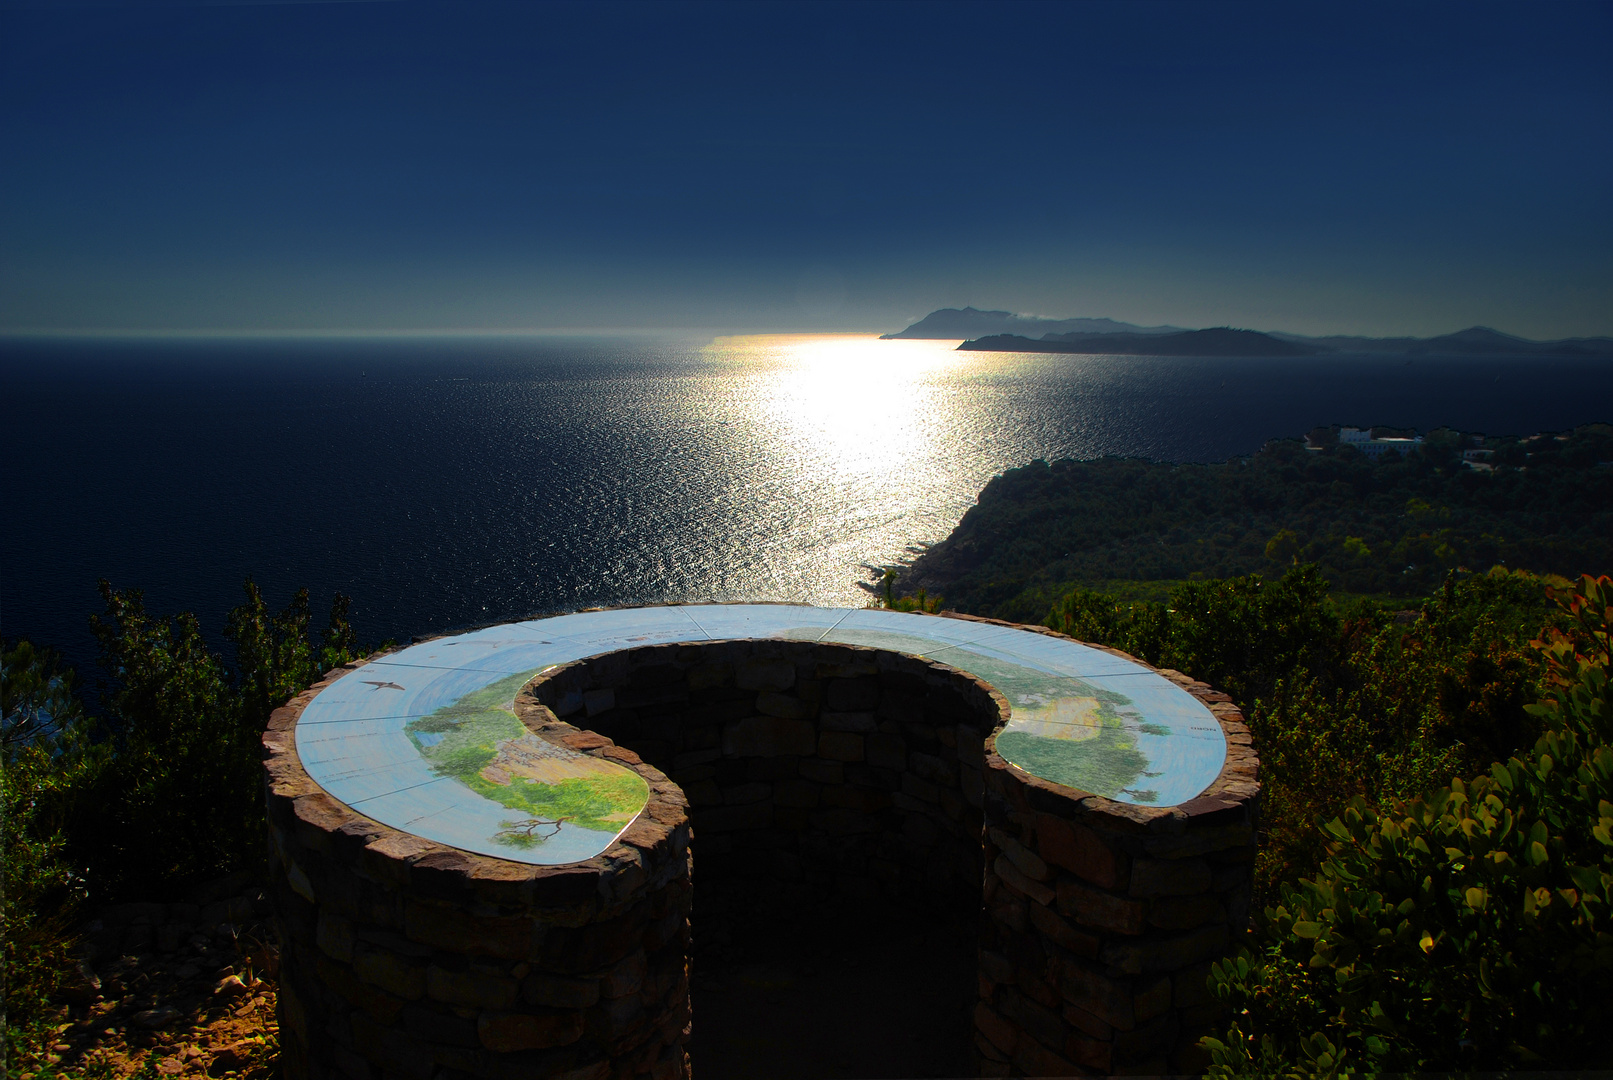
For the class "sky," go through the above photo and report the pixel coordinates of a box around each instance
[1,0,1610,339]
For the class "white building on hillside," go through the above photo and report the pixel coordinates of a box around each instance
[1339,427,1423,461]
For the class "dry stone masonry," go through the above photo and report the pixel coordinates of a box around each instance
[263,612,1259,1078]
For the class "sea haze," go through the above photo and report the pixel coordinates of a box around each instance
[5,333,1612,676]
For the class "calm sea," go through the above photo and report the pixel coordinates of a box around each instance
[4,333,1611,678]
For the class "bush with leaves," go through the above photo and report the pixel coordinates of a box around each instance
[3,582,363,1070]
[2,641,109,1064]
[1202,574,1613,1074]
[82,581,359,899]
[1048,565,1558,896]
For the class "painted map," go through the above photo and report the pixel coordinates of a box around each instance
[402,669,649,850]
[294,605,1226,865]
[783,627,1166,801]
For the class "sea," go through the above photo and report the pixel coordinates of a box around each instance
[4,332,1612,680]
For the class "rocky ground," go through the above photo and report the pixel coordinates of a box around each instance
[13,875,281,1080]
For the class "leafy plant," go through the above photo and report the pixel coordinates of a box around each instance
[1202,574,1613,1072]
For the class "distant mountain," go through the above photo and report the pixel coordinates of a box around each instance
[880,307,1184,340]
[888,309,1613,357]
[1268,326,1613,357]
[958,327,1326,357]
[1406,326,1613,357]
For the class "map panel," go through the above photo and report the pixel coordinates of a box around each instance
[295,605,1227,865]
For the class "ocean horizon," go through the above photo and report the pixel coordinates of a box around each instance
[5,332,1612,678]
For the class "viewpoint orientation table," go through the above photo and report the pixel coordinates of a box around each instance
[293,605,1229,865]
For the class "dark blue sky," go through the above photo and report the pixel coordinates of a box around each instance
[2,1,1609,337]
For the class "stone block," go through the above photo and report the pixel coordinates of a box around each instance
[900,771,940,804]
[316,954,407,1026]
[353,944,426,1001]
[1066,1032,1113,1072]
[754,691,811,720]
[317,911,355,962]
[825,676,880,711]
[989,827,1049,881]
[769,779,817,808]
[684,780,722,807]
[1149,893,1226,930]
[998,987,1065,1050]
[522,973,601,1010]
[692,801,772,833]
[720,781,771,805]
[1011,1036,1077,1080]
[686,662,729,690]
[798,758,843,784]
[602,952,647,999]
[1134,975,1171,1022]
[901,814,940,847]
[821,711,876,733]
[1056,879,1145,936]
[1026,899,1099,958]
[1129,857,1213,897]
[426,966,518,1010]
[994,855,1053,906]
[974,1031,1010,1063]
[865,732,906,770]
[478,1009,586,1052]
[405,902,533,959]
[1113,1012,1179,1067]
[722,716,815,757]
[1061,1002,1112,1041]
[908,752,955,787]
[821,785,890,813]
[398,1003,482,1049]
[1036,814,1122,889]
[1101,923,1227,976]
[972,1002,1017,1056]
[1057,962,1134,1031]
[735,659,794,691]
[817,731,864,762]
[1171,961,1215,1009]
[978,949,1014,986]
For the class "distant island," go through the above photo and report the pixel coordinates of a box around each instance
[959,327,1323,357]
[880,307,1184,340]
[885,308,1613,358]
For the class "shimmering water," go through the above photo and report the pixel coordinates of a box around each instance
[5,332,1611,675]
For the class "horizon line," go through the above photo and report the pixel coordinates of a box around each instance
[0,326,895,341]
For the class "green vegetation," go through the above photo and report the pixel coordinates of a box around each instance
[405,671,649,842]
[2,583,362,1071]
[994,725,1150,801]
[1202,575,1612,1073]
[1048,566,1562,898]
[897,424,1613,621]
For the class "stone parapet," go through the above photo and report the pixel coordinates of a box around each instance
[265,612,1258,1078]
[523,640,999,925]
[262,663,694,1080]
[973,665,1259,1077]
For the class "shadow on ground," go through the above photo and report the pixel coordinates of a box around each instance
[690,900,977,1080]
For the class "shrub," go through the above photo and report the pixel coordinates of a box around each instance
[1203,574,1613,1073]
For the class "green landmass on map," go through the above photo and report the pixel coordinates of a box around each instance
[783,626,1149,799]
[405,668,648,845]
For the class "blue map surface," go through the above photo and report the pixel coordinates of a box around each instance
[295,606,1227,865]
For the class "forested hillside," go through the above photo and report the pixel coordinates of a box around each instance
[897,424,1613,619]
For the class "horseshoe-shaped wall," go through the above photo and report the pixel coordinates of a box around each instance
[262,605,1259,1079]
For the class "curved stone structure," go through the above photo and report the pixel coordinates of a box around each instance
[263,605,1258,1078]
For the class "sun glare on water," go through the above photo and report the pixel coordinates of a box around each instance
[704,333,966,481]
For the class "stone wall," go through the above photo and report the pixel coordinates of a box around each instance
[974,663,1260,1077]
[262,668,695,1080]
[266,615,1259,1079]
[524,640,998,926]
